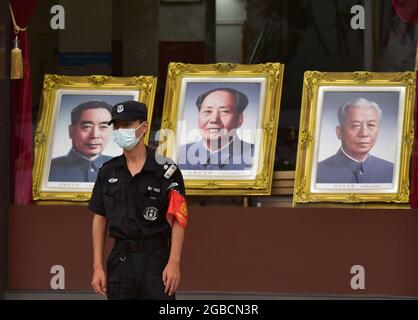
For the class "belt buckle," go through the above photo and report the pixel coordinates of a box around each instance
[126,239,143,252]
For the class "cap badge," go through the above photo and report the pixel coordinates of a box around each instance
[116,104,124,113]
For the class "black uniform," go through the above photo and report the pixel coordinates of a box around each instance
[88,146,185,300]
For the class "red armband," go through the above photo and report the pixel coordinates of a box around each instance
[166,189,188,228]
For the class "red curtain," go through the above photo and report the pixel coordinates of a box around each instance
[392,0,418,208]
[9,0,38,204]
[392,0,418,24]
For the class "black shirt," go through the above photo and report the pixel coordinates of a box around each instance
[88,146,186,240]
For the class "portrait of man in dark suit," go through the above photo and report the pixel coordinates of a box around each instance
[48,100,113,182]
[316,97,394,184]
[178,87,254,170]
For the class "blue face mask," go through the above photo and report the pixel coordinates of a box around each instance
[112,122,145,151]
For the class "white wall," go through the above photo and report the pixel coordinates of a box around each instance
[216,0,246,22]
[216,0,246,63]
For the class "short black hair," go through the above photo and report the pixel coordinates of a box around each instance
[195,88,249,113]
[71,100,112,125]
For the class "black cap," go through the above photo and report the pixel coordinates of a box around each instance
[108,100,148,125]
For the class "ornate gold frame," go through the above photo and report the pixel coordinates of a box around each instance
[160,62,284,195]
[33,74,157,202]
[293,71,415,207]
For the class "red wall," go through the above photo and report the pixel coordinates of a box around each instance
[8,205,418,296]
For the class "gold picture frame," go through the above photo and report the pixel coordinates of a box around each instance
[159,62,284,195]
[33,74,157,202]
[293,71,415,207]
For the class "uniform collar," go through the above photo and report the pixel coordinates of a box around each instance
[68,148,107,169]
[143,146,160,171]
[114,145,160,171]
[194,137,241,166]
[340,147,369,163]
[71,147,99,161]
[201,135,237,154]
[336,148,372,173]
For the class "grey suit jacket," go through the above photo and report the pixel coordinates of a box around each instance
[49,149,112,182]
[316,149,394,183]
[177,138,254,170]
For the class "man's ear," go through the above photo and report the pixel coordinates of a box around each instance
[69,125,74,139]
[336,126,342,140]
[140,121,149,136]
[143,121,149,132]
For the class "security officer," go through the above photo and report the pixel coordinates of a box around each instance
[89,100,188,300]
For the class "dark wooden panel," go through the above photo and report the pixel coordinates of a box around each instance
[154,41,206,130]
[8,205,112,290]
[158,41,205,83]
[8,205,418,296]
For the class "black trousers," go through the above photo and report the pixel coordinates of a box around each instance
[106,239,175,300]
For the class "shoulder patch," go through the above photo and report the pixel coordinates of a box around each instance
[167,181,179,191]
[164,164,177,179]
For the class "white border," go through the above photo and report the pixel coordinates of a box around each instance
[176,77,266,181]
[310,86,405,194]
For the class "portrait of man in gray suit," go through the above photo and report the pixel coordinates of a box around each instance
[48,100,113,182]
[178,87,254,171]
[316,97,394,184]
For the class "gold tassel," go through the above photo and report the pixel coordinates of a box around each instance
[10,34,23,79]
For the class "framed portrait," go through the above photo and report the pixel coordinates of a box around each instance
[33,74,157,202]
[159,62,284,195]
[293,71,415,207]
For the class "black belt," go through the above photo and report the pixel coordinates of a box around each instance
[114,237,170,253]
